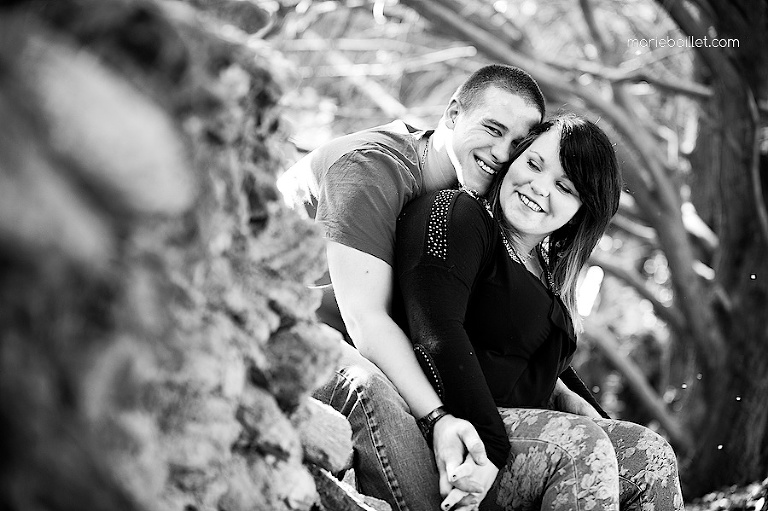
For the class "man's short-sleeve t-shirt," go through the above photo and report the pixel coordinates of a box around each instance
[279,121,428,267]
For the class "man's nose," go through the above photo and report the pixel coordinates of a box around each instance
[491,138,513,163]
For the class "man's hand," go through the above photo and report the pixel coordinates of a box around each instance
[432,415,489,498]
[551,378,602,418]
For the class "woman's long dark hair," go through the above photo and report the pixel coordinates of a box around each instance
[486,114,622,330]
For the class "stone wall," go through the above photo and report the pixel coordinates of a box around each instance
[0,1,362,509]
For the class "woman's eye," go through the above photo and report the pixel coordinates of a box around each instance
[557,183,574,195]
[527,159,540,171]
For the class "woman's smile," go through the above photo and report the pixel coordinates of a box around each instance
[516,191,544,213]
[500,129,582,248]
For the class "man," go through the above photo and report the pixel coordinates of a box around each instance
[280,65,549,510]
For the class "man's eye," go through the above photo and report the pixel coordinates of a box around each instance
[487,126,502,136]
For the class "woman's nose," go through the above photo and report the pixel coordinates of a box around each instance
[531,179,550,197]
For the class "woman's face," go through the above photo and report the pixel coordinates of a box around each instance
[499,128,582,243]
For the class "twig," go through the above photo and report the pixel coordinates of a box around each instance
[301,29,408,119]
[296,46,477,77]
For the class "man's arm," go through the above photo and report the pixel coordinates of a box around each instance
[326,241,489,496]
[327,240,448,417]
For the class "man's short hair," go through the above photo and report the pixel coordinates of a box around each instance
[456,64,545,119]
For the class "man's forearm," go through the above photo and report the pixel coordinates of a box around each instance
[350,315,443,419]
[325,242,444,420]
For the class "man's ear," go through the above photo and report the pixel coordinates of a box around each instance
[443,98,461,129]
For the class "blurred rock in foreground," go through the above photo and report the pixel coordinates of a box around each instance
[0,0,358,509]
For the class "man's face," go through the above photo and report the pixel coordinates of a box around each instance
[445,86,541,194]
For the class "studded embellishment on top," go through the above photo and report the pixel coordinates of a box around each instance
[414,344,445,400]
[427,190,455,260]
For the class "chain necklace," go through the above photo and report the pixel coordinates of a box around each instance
[459,186,530,264]
[420,135,430,168]
[459,185,487,209]
[460,186,555,288]
[500,230,532,265]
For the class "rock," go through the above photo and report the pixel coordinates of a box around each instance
[293,397,353,473]
[264,322,341,411]
[188,0,272,34]
[235,385,302,461]
[309,465,392,511]
[17,25,195,216]
[0,27,115,270]
[0,2,349,511]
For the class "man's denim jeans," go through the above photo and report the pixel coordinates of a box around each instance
[311,341,442,511]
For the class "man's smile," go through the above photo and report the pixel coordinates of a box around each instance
[475,157,497,175]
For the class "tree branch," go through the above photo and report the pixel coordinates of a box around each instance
[747,82,768,246]
[611,213,658,243]
[577,0,711,99]
[545,58,713,99]
[612,143,727,368]
[583,319,693,454]
[300,29,408,119]
[661,0,737,79]
[589,252,686,334]
[295,46,478,77]
[579,0,611,58]
[277,38,425,53]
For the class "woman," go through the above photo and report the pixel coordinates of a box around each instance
[393,115,684,510]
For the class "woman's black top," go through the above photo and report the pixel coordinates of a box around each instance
[393,190,578,469]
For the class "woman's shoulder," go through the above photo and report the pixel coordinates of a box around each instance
[406,189,496,242]
[403,189,491,218]
[403,189,495,234]
[453,189,491,214]
[397,189,498,271]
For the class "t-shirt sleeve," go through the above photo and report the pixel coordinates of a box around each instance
[316,149,413,266]
[395,191,511,468]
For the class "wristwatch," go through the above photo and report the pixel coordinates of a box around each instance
[417,405,449,444]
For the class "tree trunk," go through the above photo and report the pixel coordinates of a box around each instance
[671,0,768,496]
[682,74,768,497]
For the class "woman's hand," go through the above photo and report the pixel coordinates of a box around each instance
[432,415,490,498]
[440,456,499,510]
[552,378,602,418]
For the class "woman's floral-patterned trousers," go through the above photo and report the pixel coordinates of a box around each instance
[482,409,685,511]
